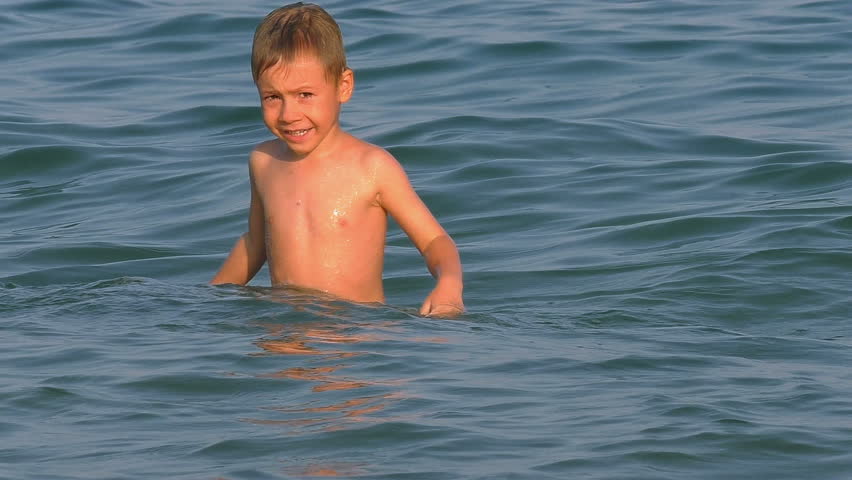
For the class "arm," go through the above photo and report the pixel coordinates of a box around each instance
[419,233,465,317]
[210,156,267,285]
[375,151,464,316]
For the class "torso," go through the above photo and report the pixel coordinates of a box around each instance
[251,136,388,303]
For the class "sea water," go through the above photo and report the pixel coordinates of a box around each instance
[2,1,852,479]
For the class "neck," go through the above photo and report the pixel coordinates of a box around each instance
[291,123,345,163]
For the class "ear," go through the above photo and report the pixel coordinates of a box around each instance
[338,68,354,103]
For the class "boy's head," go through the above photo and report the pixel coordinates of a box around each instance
[252,2,348,85]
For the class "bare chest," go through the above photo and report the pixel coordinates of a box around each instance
[256,163,381,236]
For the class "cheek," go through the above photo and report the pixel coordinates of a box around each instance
[313,99,335,119]
[261,105,278,122]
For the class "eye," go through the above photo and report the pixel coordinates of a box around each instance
[262,94,280,102]
[298,92,314,99]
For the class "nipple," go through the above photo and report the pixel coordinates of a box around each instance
[332,208,347,227]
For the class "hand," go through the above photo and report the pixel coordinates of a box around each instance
[419,282,465,318]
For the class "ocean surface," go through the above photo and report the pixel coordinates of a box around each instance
[2,0,852,478]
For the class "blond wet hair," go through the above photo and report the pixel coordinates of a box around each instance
[251,2,349,84]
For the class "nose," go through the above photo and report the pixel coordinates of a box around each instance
[278,98,301,123]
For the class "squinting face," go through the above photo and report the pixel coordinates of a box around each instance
[256,54,352,158]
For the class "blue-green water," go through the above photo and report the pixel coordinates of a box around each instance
[3,0,852,478]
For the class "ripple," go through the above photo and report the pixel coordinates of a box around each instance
[0,145,89,178]
[3,0,852,478]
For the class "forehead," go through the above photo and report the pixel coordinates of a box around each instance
[257,54,330,88]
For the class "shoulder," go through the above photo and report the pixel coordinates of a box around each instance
[248,140,285,179]
[249,139,281,165]
[335,133,403,180]
[346,137,403,177]
[350,142,417,210]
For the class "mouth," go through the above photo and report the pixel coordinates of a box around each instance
[283,128,311,137]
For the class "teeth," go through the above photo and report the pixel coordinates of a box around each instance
[287,129,309,136]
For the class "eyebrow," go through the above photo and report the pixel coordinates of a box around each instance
[258,80,316,91]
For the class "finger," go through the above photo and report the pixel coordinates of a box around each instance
[419,299,432,316]
[428,303,463,318]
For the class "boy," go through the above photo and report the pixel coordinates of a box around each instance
[211,3,464,317]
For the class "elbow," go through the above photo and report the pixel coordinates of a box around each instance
[423,234,462,279]
[243,231,267,257]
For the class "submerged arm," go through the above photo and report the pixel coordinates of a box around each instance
[375,150,464,316]
[419,233,465,316]
[211,160,267,285]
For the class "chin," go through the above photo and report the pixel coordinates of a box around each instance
[284,140,316,155]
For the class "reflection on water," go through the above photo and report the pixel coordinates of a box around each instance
[233,288,448,476]
[249,283,384,319]
[281,462,368,478]
[244,288,416,433]
[249,319,400,431]
[218,460,369,479]
[262,365,374,392]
